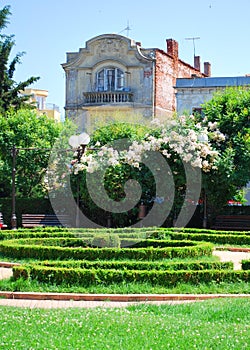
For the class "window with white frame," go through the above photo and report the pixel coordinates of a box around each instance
[96,68,124,91]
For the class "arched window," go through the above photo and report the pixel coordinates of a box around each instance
[96,68,124,91]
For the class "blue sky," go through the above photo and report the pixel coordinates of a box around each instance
[3,0,250,117]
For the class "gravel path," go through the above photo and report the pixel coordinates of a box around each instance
[213,250,250,270]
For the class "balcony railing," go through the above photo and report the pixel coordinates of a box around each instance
[83,91,134,104]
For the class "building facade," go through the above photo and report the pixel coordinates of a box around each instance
[23,88,61,122]
[175,76,250,115]
[62,34,210,130]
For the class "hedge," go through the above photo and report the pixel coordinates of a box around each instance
[242,260,250,270]
[170,233,250,245]
[148,230,250,245]
[161,228,250,236]
[0,240,213,261]
[12,265,250,287]
[35,259,233,271]
[2,237,196,248]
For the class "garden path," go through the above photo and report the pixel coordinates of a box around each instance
[0,250,249,308]
[213,249,250,270]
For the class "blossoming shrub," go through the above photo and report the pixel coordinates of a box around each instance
[72,115,224,227]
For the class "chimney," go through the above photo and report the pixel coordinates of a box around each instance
[204,62,211,77]
[194,56,201,71]
[166,39,179,59]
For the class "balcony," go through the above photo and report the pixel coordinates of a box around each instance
[83,91,134,105]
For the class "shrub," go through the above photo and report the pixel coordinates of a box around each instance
[12,265,249,287]
[242,260,250,270]
[0,238,213,261]
[91,233,120,248]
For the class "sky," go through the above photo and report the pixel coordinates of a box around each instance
[3,0,250,118]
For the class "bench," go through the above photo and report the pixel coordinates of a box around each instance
[22,214,71,228]
[0,212,7,230]
[211,215,250,231]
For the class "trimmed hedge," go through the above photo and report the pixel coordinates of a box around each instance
[12,265,250,287]
[35,259,233,271]
[169,233,250,245]
[147,229,250,245]
[162,227,250,235]
[0,239,213,261]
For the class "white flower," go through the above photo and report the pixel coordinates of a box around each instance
[183,153,193,162]
[133,162,140,168]
[188,130,197,142]
[162,149,171,158]
[208,121,217,130]
[191,158,202,168]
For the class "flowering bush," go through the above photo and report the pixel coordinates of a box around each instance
[71,115,224,227]
[75,116,221,175]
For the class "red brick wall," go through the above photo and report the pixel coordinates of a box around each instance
[154,49,206,116]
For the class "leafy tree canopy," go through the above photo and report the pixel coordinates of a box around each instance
[0,109,75,198]
[0,5,39,113]
[198,86,250,209]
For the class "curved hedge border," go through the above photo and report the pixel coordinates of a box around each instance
[171,233,250,245]
[1,227,250,246]
[148,230,250,245]
[12,265,249,287]
[1,226,250,246]
[163,228,250,236]
[35,259,233,271]
[0,239,213,261]
[3,237,196,248]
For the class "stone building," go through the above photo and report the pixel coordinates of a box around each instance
[62,34,210,130]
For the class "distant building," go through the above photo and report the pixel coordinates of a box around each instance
[22,88,61,122]
[62,34,210,129]
[175,75,250,115]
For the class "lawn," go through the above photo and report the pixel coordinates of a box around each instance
[0,298,249,350]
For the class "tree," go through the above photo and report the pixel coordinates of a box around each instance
[72,117,220,227]
[197,86,250,212]
[0,5,39,113]
[0,109,74,198]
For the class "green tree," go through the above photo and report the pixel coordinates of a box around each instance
[198,86,250,212]
[73,118,219,227]
[0,109,74,198]
[0,5,39,113]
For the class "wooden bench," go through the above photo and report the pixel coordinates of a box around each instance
[22,214,71,228]
[211,215,250,231]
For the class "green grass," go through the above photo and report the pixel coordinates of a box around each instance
[0,298,249,349]
[0,277,249,294]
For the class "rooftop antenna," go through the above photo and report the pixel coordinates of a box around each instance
[185,37,200,57]
[118,20,132,37]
